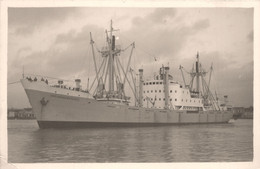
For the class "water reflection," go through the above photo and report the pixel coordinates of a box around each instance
[8,120,253,162]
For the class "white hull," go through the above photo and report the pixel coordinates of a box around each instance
[21,79,233,128]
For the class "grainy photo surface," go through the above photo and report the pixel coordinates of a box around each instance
[6,7,253,163]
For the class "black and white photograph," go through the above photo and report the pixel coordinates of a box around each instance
[1,0,259,168]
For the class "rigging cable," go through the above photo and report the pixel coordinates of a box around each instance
[8,81,20,85]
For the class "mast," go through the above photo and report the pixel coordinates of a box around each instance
[22,65,24,79]
[139,69,144,107]
[130,68,137,106]
[164,66,170,109]
[108,20,114,93]
[179,65,186,87]
[90,32,100,87]
[90,20,136,102]
[207,63,213,97]
[196,52,200,95]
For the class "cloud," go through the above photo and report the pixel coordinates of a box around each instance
[7,8,253,108]
[148,8,177,23]
[192,19,210,31]
[8,24,106,83]
[8,7,80,36]
[128,15,210,68]
[132,8,177,27]
[247,30,253,42]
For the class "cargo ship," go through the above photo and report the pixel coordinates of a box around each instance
[21,21,233,128]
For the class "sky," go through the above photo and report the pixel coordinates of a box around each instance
[7,7,253,108]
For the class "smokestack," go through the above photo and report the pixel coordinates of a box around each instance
[139,69,144,107]
[112,35,115,50]
[224,95,228,105]
[196,61,199,73]
[164,67,170,109]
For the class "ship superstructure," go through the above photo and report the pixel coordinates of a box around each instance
[142,66,204,111]
[20,21,233,128]
[143,54,232,112]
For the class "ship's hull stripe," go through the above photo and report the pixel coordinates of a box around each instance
[37,120,230,129]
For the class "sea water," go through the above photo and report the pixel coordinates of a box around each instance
[8,119,253,162]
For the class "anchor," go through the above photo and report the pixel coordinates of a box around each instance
[40,97,49,106]
[40,97,49,115]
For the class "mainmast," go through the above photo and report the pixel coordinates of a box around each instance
[182,52,221,110]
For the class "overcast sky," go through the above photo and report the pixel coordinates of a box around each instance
[7,7,253,108]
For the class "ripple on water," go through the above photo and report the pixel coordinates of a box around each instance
[8,119,253,162]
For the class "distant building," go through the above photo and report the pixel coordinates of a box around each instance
[242,106,253,119]
[232,106,253,119]
[7,108,35,119]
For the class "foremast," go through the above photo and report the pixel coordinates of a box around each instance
[90,20,135,103]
